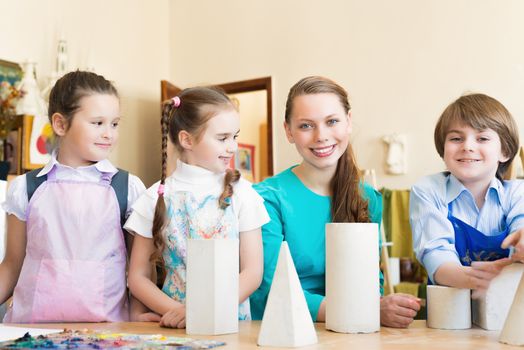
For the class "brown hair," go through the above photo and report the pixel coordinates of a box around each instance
[48,70,118,129]
[434,93,519,180]
[152,87,241,278]
[285,76,370,223]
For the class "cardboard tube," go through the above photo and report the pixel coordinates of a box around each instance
[427,285,471,330]
[325,223,380,333]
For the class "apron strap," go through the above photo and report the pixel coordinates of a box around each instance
[108,169,129,228]
[26,168,48,201]
[26,167,129,228]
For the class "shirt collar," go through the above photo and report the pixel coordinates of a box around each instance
[172,159,223,185]
[445,173,503,204]
[37,152,118,177]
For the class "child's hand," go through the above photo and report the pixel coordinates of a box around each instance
[160,304,186,329]
[132,312,161,322]
[467,258,512,298]
[502,229,524,262]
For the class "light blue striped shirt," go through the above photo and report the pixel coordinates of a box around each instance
[410,172,524,283]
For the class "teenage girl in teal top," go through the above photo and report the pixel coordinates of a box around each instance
[251,76,421,328]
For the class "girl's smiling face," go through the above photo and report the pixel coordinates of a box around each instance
[182,108,240,173]
[54,93,120,167]
[285,93,351,172]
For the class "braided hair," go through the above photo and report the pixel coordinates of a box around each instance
[151,87,240,279]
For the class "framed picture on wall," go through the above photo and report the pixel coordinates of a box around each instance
[0,59,24,176]
[0,59,23,85]
[22,115,51,170]
[235,143,255,182]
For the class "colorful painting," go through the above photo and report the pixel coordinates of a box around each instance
[0,330,226,349]
[235,143,255,182]
[23,115,53,170]
[0,60,23,86]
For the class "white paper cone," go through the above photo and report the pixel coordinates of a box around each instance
[325,223,380,333]
[186,239,239,335]
[499,271,524,346]
[257,242,317,347]
[427,285,471,329]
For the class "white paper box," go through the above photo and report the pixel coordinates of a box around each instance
[472,263,524,330]
[499,268,524,346]
[325,223,380,333]
[186,239,239,335]
[427,285,471,329]
[257,242,317,347]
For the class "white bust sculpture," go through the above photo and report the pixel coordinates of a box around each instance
[382,134,407,175]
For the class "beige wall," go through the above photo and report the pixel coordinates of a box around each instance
[231,90,267,182]
[3,1,524,189]
[169,0,524,189]
[0,0,170,186]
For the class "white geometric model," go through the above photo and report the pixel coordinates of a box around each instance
[382,133,407,175]
[427,285,471,330]
[257,242,317,347]
[186,239,239,335]
[325,223,380,333]
[472,263,524,330]
[499,267,524,346]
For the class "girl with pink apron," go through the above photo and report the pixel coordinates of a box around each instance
[4,168,128,322]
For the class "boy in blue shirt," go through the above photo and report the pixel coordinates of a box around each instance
[410,93,524,297]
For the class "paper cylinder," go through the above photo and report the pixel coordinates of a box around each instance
[388,257,400,286]
[427,285,471,329]
[325,223,380,333]
[499,271,524,346]
[186,239,239,335]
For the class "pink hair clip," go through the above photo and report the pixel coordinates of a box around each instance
[157,184,165,195]
[171,96,181,108]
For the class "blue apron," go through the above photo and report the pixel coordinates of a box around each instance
[448,203,510,266]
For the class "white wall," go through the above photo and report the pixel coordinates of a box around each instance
[0,0,170,185]
[169,0,524,189]
[3,1,524,189]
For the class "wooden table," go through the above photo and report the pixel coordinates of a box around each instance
[8,320,516,349]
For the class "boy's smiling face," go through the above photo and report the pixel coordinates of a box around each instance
[443,122,509,188]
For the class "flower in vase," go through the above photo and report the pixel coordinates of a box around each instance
[0,81,24,140]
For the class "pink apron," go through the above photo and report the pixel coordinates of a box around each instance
[4,168,128,323]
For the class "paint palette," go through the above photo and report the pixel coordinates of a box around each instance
[0,330,226,349]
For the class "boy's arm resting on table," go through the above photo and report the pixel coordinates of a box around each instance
[409,183,462,284]
[128,234,183,317]
[0,215,26,305]
[433,262,472,289]
[239,228,263,304]
[434,259,512,298]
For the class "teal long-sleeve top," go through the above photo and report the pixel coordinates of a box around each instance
[250,166,383,321]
